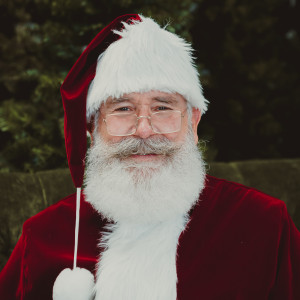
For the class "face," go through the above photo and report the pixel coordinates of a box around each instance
[92,91,201,162]
[85,91,206,224]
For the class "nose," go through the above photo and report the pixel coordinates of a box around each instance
[134,115,155,139]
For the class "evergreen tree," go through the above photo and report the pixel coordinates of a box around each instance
[0,0,194,172]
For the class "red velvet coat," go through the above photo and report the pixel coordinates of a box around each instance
[1,175,300,299]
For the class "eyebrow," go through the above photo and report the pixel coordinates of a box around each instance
[107,95,179,105]
[152,96,179,104]
[108,97,130,104]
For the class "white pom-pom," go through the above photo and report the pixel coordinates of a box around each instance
[53,267,95,300]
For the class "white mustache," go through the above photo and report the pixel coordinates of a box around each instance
[104,136,181,159]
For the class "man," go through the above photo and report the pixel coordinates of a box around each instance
[0,14,300,300]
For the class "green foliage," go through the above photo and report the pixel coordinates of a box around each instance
[0,0,195,172]
[0,0,299,172]
[0,73,66,172]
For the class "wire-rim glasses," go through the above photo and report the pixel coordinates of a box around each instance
[103,110,185,136]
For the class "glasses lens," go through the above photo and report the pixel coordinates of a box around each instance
[106,113,136,136]
[151,111,181,134]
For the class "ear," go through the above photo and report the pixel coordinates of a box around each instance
[191,108,201,144]
[86,115,95,145]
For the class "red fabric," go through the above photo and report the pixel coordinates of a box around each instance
[1,176,300,299]
[61,14,141,187]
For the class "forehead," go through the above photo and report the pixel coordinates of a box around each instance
[104,91,187,107]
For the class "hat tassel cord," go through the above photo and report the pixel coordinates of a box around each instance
[52,188,95,300]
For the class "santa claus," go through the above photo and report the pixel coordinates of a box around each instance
[0,14,300,300]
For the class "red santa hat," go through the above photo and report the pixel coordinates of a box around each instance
[53,14,208,300]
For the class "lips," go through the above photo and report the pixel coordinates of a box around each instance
[131,153,158,157]
[133,153,157,156]
[130,154,160,161]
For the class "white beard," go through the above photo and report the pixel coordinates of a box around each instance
[84,129,205,224]
[84,129,206,300]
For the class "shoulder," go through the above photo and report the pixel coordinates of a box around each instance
[184,176,294,255]
[22,193,100,235]
[197,175,287,227]
[23,193,75,231]
[203,174,285,207]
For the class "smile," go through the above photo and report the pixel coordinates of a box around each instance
[130,154,160,161]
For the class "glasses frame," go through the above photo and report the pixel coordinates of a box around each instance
[103,110,186,137]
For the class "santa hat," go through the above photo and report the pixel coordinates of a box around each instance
[53,14,208,300]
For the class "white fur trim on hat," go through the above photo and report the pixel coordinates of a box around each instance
[86,15,208,121]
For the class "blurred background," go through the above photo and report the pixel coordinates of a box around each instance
[1,0,300,271]
[0,0,299,172]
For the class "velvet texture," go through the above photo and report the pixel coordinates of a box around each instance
[1,176,300,299]
[61,14,141,187]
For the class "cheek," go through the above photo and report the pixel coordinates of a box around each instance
[162,117,189,142]
[97,121,124,144]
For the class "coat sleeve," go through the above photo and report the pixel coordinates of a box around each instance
[0,228,27,300]
[270,203,300,300]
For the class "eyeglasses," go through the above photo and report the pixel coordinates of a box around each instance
[103,110,185,136]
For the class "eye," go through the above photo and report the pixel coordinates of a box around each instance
[115,106,132,112]
[155,106,172,111]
